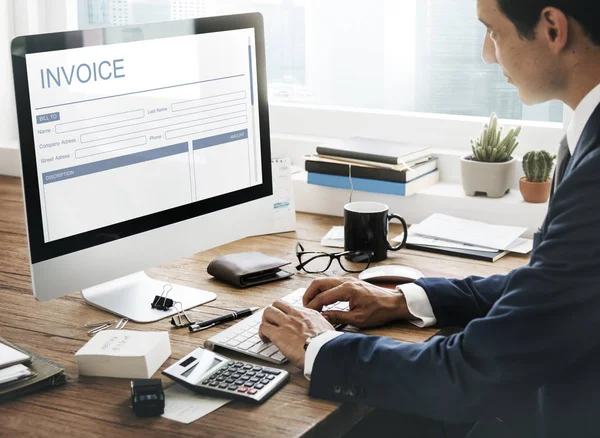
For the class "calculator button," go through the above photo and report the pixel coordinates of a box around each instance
[235,379,245,385]
[255,383,264,390]
[243,365,252,370]
[252,366,262,371]
[202,379,210,384]
[223,372,232,377]
[234,362,244,367]
[227,385,238,391]
[226,378,235,383]
[237,387,248,393]
[216,376,225,381]
[250,378,260,383]
[246,371,256,376]
[240,375,249,381]
[232,373,241,379]
[260,379,270,385]
[219,383,228,389]
[209,381,219,387]
[266,375,275,380]
[263,368,282,375]
[256,373,266,378]
[248,389,258,395]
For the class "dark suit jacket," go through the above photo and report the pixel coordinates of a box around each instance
[309,104,600,438]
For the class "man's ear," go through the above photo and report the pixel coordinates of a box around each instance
[539,7,569,53]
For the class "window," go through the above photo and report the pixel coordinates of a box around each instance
[77,0,563,123]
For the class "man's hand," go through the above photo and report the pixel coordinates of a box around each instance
[258,300,335,370]
[303,278,413,328]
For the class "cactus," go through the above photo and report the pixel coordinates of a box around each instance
[522,150,556,183]
[470,113,522,162]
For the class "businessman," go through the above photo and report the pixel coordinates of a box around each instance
[259,0,600,437]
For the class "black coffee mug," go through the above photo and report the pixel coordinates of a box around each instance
[344,202,408,262]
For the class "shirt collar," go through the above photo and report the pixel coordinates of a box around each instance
[567,82,600,154]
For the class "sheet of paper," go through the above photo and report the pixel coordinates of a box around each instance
[162,384,231,425]
[0,364,32,385]
[393,233,498,252]
[505,237,534,254]
[270,157,296,234]
[408,214,527,251]
[321,226,345,248]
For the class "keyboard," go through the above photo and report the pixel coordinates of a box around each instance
[204,288,349,364]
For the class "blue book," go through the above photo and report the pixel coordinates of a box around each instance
[307,170,440,196]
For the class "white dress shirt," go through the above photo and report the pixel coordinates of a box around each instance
[304,82,600,381]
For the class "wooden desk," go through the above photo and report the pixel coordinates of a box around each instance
[0,175,530,437]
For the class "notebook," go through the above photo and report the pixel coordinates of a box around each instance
[0,338,66,403]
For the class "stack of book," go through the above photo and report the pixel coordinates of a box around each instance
[305,137,439,196]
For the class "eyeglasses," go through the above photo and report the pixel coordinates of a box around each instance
[295,242,373,274]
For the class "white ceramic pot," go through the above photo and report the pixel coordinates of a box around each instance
[460,155,516,198]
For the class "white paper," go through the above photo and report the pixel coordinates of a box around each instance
[0,364,32,384]
[321,226,345,248]
[0,343,30,369]
[408,214,527,251]
[394,233,499,253]
[505,237,534,254]
[270,157,296,234]
[162,384,231,424]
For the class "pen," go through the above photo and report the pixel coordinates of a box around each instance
[189,307,261,332]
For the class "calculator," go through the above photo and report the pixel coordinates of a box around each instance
[162,347,289,404]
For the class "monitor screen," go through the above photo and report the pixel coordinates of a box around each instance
[25,28,262,243]
[12,15,272,266]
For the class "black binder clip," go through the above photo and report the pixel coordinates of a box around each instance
[169,302,195,329]
[151,284,174,311]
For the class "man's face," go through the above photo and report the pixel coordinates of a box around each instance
[478,0,559,105]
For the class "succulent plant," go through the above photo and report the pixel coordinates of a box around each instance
[470,113,522,163]
[522,150,556,183]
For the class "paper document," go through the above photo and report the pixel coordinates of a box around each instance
[321,226,345,248]
[409,214,527,251]
[0,364,33,385]
[162,384,231,424]
[269,157,296,234]
[394,233,499,253]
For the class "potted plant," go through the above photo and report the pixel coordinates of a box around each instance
[520,150,556,203]
[461,113,522,198]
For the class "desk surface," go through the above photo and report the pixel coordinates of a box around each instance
[0,175,530,437]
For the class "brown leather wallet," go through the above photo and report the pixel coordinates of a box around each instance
[207,252,294,288]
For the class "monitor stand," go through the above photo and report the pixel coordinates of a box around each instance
[81,271,216,323]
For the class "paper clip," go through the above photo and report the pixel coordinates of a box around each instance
[151,284,174,311]
[115,318,129,330]
[85,320,114,336]
[170,302,195,329]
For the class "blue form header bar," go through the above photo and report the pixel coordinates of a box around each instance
[36,112,60,124]
[42,142,188,184]
[192,129,248,150]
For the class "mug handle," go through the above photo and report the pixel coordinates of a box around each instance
[388,214,408,251]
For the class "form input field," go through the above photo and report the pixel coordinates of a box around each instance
[55,110,145,134]
[172,91,247,112]
[165,116,248,140]
[75,136,147,159]
[79,104,247,144]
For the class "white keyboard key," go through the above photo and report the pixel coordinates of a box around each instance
[238,340,257,351]
[226,339,242,347]
[233,335,249,343]
[248,342,271,354]
[260,345,280,357]
[271,352,286,362]
[249,335,261,344]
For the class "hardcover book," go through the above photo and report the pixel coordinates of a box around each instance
[316,137,431,165]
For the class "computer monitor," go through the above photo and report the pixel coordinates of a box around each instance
[11,14,273,322]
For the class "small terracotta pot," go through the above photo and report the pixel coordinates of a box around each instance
[520,177,552,203]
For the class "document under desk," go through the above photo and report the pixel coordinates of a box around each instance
[0,175,530,438]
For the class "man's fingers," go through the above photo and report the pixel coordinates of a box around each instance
[262,305,287,326]
[258,320,276,343]
[305,283,352,311]
[303,278,348,306]
[271,300,294,314]
[322,310,354,326]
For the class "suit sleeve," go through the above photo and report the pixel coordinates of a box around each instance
[309,150,600,422]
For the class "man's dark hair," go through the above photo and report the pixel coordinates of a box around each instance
[497,0,600,45]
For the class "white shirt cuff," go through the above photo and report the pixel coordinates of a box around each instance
[303,331,344,381]
[397,283,437,328]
